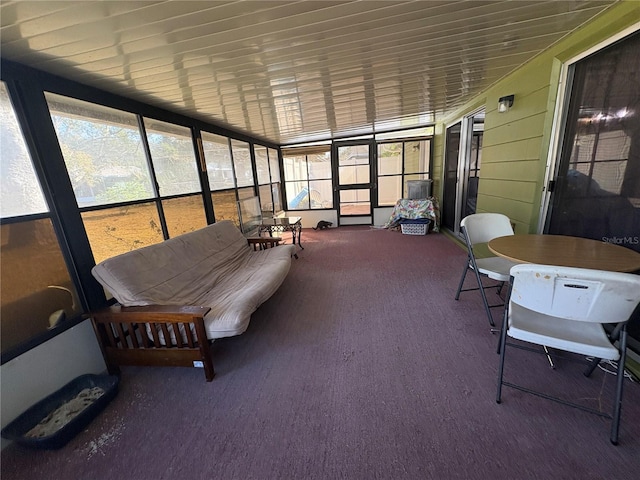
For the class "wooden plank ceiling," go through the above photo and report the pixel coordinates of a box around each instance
[0,1,616,144]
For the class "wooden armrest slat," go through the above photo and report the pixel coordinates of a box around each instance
[114,323,128,348]
[160,324,172,347]
[127,323,140,348]
[103,324,118,348]
[193,317,208,349]
[139,324,151,348]
[173,324,184,348]
[150,323,161,346]
[183,323,195,348]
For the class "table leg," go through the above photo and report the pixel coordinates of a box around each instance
[296,225,303,249]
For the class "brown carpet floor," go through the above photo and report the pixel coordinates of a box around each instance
[2,226,639,479]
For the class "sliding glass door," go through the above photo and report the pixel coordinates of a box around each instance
[546,31,639,252]
[442,122,461,232]
[442,109,485,235]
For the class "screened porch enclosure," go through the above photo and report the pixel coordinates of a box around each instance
[2,3,640,435]
[0,73,437,360]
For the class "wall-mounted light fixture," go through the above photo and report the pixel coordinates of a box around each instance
[498,94,514,113]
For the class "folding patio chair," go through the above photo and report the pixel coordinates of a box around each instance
[455,213,517,327]
[496,263,640,445]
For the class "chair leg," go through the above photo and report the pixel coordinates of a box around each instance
[610,329,628,445]
[455,252,500,327]
[496,308,510,403]
[584,357,601,377]
[495,282,512,349]
[472,266,495,327]
[455,258,471,300]
[543,346,555,369]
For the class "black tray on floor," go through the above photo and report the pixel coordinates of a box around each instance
[1,374,119,449]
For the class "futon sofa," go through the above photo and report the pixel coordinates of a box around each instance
[90,220,296,381]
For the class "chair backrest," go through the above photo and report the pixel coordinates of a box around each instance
[510,264,640,324]
[460,213,514,246]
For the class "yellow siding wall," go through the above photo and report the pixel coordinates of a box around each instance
[478,55,561,233]
[434,2,640,234]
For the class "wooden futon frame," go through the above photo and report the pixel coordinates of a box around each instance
[90,304,215,381]
[89,236,284,382]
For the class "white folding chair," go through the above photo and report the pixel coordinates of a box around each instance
[455,213,518,327]
[496,264,640,445]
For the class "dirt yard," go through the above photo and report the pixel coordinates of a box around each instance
[84,192,240,264]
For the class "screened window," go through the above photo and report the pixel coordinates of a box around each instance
[267,148,283,214]
[283,148,332,210]
[377,139,431,206]
[46,94,153,208]
[143,118,206,237]
[271,181,283,214]
[162,195,207,239]
[255,146,273,214]
[255,146,271,185]
[143,119,201,196]
[202,132,235,191]
[47,95,207,263]
[253,146,283,216]
[210,190,239,225]
[1,83,82,355]
[231,139,254,188]
[80,203,163,261]
[201,132,238,224]
[338,145,370,185]
[268,148,281,183]
[0,87,48,218]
